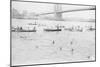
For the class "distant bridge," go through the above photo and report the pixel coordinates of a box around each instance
[35,4,95,20]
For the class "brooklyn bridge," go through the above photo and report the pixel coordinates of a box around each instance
[35,4,95,20]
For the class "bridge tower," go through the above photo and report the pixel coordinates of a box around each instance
[54,4,63,21]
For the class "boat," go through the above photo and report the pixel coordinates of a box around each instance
[19,27,36,32]
[18,29,36,32]
[64,26,83,32]
[12,27,36,32]
[87,26,95,31]
[44,25,61,32]
[44,29,61,32]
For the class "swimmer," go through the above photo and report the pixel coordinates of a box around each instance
[59,47,62,51]
[52,40,55,44]
[70,41,73,45]
[71,48,74,55]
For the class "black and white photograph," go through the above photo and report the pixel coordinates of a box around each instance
[11,0,96,66]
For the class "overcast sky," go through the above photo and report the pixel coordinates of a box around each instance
[12,1,95,19]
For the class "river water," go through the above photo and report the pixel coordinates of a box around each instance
[11,19,95,66]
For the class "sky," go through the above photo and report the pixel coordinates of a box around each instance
[12,1,95,20]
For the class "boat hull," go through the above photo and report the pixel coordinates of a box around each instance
[44,29,61,32]
[12,30,36,32]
